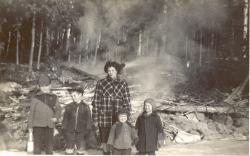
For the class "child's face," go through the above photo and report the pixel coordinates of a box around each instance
[144,102,153,114]
[118,114,127,123]
[40,85,51,93]
[71,91,82,102]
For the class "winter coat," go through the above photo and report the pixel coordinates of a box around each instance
[135,112,164,152]
[62,102,92,132]
[107,122,138,149]
[28,92,61,128]
[92,76,131,127]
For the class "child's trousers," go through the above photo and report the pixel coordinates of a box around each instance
[33,127,54,154]
[65,131,86,151]
[112,148,131,155]
[137,151,156,155]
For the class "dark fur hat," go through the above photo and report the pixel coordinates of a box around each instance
[67,83,84,94]
[104,61,125,74]
[68,87,84,94]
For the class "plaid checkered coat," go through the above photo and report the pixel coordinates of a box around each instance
[92,76,131,127]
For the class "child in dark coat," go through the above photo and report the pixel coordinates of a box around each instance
[135,98,165,155]
[107,109,138,155]
[62,87,92,155]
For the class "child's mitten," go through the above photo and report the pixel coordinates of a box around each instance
[158,133,166,148]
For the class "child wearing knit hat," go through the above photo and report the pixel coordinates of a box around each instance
[135,98,165,155]
[27,73,61,154]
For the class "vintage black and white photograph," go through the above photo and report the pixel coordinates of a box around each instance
[0,0,249,155]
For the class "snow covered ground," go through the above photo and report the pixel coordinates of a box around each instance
[0,139,248,156]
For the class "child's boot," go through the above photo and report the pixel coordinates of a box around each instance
[65,148,74,155]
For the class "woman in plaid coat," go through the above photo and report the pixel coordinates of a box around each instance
[92,61,131,154]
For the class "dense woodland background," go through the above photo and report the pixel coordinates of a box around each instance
[0,0,249,151]
[0,0,248,91]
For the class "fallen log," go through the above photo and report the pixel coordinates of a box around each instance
[60,65,99,81]
[236,99,249,107]
[0,106,13,112]
[156,102,248,116]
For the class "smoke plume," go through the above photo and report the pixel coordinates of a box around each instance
[77,0,228,96]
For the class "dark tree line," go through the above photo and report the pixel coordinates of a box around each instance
[0,0,248,87]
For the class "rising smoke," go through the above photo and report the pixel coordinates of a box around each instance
[77,0,228,95]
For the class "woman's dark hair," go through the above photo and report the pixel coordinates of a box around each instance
[104,61,125,74]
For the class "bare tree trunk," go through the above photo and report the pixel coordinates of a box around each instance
[62,29,65,44]
[28,14,36,72]
[211,25,215,48]
[198,0,204,66]
[68,50,71,63]
[185,35,190,68]
[123,27,128,42]
[93,31,101,65]
[78,33,83,64]
[243,0,248,39]
[185,35,188,61]
[66,23,71,63]
[210,21,216,59]
[230,19,235,58]
[137,29,142,56]
[56,30,60,45]
[242,0,249,54]
[78,53,82,64]
[214,33,217,58]
[45,26,50,56]
[155,40,159,58]
[37,22,43,69]
[85,37,89,60]
[6,31,11,57]
[199,29,203,67]
[161,35,167,56]
[16,30,20,65]
[115,47,118,61]
[145,35,149,56]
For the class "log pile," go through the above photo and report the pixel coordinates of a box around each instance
[127,72,249,144]
[0,63,248,151]
[0,65,98,150]
[0,85,31,150]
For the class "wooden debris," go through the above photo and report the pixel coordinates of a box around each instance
[60,65,99,81]
[9,97,19,103]
[174,129,201,143]
[224,75,248,104]
[156,101,247,115]
[0,106,13,112]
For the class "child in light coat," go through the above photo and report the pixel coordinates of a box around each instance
[107,109,138,155]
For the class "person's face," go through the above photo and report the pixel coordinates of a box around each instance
[40,85,51,93]
[144,102,153,114]
[71,91,82,103]
[108,66,117,79]
[118,114,127,123]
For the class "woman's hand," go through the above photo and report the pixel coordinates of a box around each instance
[28,128,33,133]
[93,122,98,128]
[51,117,57,122]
